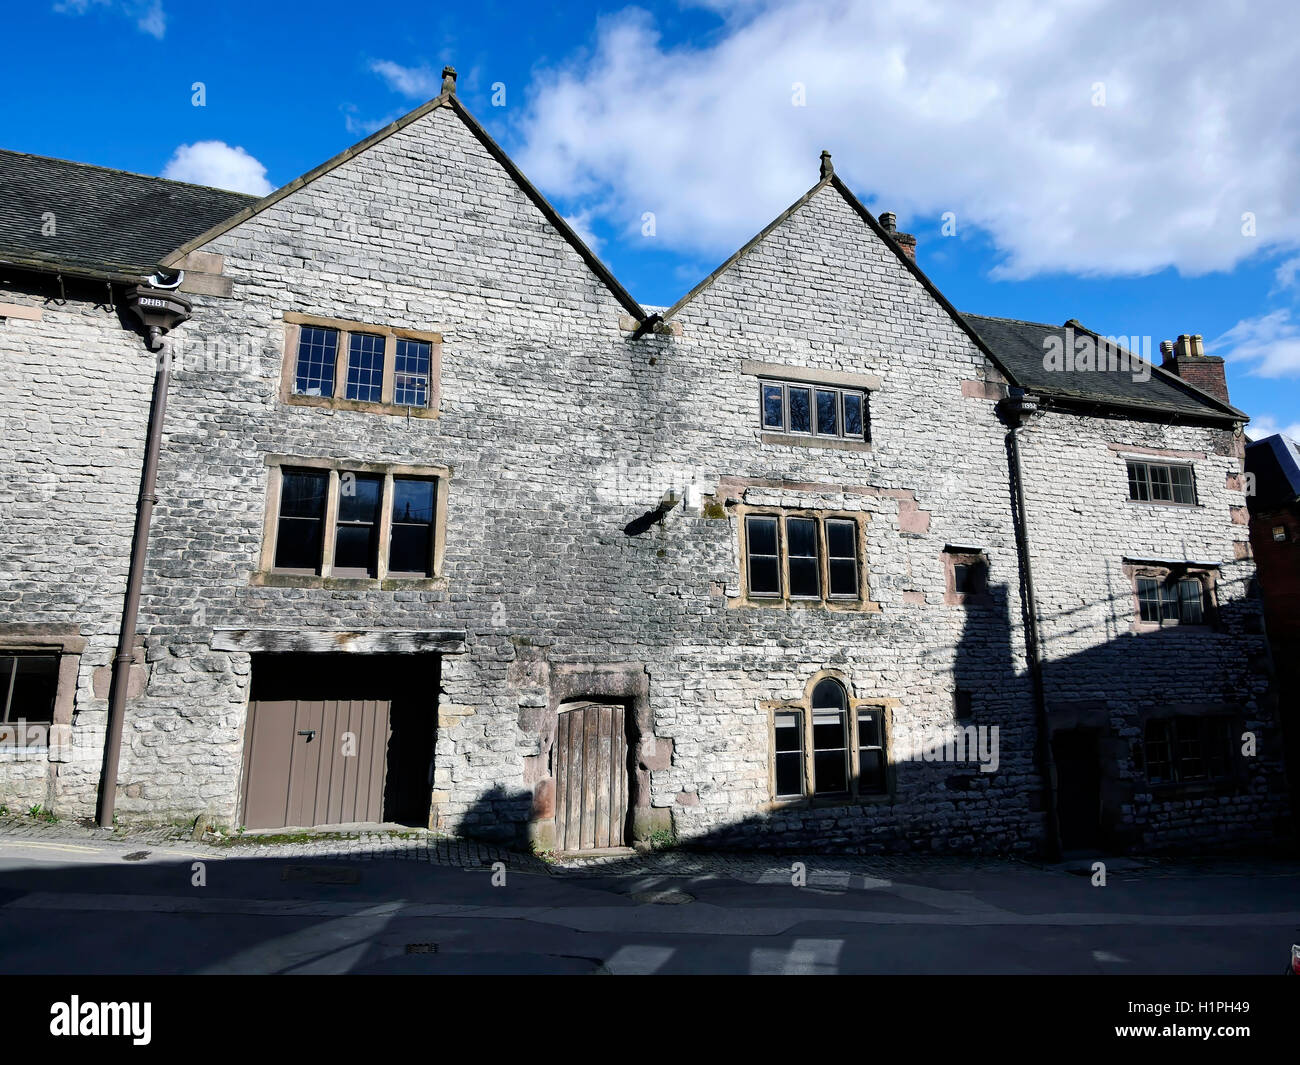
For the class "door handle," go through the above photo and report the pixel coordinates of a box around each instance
[297,729,317,742]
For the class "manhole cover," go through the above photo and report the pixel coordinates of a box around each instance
[122,851,151,862]
[281,865,360,884]
[628,889,694,905]
[405,943,439,954]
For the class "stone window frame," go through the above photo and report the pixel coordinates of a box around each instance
[763,671,897,808]
[1122,456,1199,508]
[254,455,450,590]
[742,360,878,453]
[1136,705,1242,797]
[942,546,991,606]
[280,312,442,419]
[0,626,84,759]
[1122,560,1219,632]
[731,503,879,612]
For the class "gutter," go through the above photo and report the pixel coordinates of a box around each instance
[96,282,191,828]
[997,391,1062,861]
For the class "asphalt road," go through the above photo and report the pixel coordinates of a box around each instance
[1,837,1297,974]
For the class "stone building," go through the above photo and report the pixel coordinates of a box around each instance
[0,71,1290,854]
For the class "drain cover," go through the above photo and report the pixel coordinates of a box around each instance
[405,943,439,954]
[281,865,360,884]
[122,851,151,862]
[628,889,694,905]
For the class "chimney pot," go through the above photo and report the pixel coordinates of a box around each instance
[879,211,897,234]
[819,150,833,179]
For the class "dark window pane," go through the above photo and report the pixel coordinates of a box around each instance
[786,517,817,558]
[345,332,385,403]
[389,525,432,575]
[1160,583,1180,622]
[275,470,327,571]
[3,655,58,724]
[1149,464,1173,501]
[843,392,864,438]
[1127,462,1149,501]
[749,557,780,596]
[954,563,970,594]
[774,711,803,798]
[1178,578,1204,624]
[295,326,338,397]
[392,478,435,524]
[279,469,327,518]
[1137,578,1162,622]
[337,474,381,523]
[394,339,431,407]
[334,524,378,573]
[826,520,855,560]
[788,558,819,597]
[788,387,811,433]
[813,750,847,794]
[812,709,845,751]
[858,748,885,793]
[856,708,881,748]
[812,679,847,711]
[746,515,778,557]
[815,389,838,436]
[1170,465,1196,504]
[762,384,784,429]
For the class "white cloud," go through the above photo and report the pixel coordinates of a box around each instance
[1275,256,1300,291]
[161,141,273,196]
[369,60,442,100]
[340,104,404,138]
[1244,413,1300,442]
[1210,310,1300,378]
[54,0,165,39]
[563,210,603,253]
[511,0,1300,278]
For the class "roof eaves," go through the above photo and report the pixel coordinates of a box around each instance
[0,252,149,284]
[445,95,645,321]
[660,175,832,322]
[159,94,454,269]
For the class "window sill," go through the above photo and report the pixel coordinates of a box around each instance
[253,572,447,591]
[285,393,438,419]
[729,597,883,613]
[1125,499,1201,510]
[1128,622,1216,635]
[760,432,872,453]
[1142,779,1239,800]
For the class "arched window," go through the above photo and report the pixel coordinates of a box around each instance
[772,677,888,800]
[811,679,849,796]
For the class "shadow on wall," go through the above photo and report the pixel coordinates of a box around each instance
[441,569,1291,858]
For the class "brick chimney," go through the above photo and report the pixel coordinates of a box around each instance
[878,211,917,261]
[1159,334,1230,406]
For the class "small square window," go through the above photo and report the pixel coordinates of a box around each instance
[1126,460,1196,505]
[0,654,58,726]
[1274,526,1287,542]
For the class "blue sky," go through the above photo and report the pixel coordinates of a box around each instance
[5,0,1298,436]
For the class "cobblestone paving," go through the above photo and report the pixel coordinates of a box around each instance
[0,814,1295,883]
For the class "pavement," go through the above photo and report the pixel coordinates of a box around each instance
[1,814,1297,974]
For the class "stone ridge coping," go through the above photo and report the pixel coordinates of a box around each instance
[741,359,882,391]
[210,628,467,655]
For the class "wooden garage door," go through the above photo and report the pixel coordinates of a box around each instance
[241,698,390,829]
[554,701,629,852]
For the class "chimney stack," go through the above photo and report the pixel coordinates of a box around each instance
[1159,333,1230,405]
[878,210,917,261]
[441,66,457,95]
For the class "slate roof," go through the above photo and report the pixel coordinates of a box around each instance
[0,149,259,280]
[962,313,1244,422]
[1245,434,1300,508]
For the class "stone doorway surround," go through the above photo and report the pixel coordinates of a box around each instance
[522,662,666,853]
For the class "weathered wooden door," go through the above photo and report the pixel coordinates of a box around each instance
[241,698,391,829]
[554,701,629,851]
